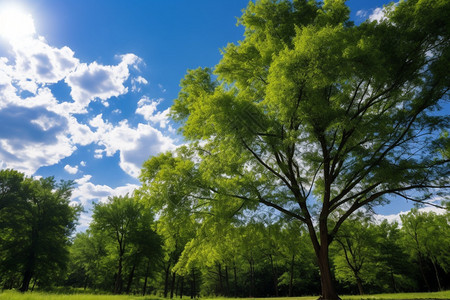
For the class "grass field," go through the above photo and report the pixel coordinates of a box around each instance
[0,290,449,300]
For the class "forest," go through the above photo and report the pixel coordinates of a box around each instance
[0,169,449,297]
[1,0,450,299]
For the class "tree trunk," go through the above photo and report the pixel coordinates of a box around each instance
[114,254,124,294]
[20,250,36,292]
[316,240,340,300]
[142,259,151,296]
[269,254,279,297]
[126,259,137,294]
[217,263,223,295]
[191,268,197,299]
[225,265,230,297]
[248,259,255,297]
[84,274,89,291]
[431,259,442,291]
[356,276,364,295]
[179,276,184,298]
[390,268,397,293]
[164,263,171,298]
[30,277,37,292]
[19,267,33,292]
[170,272,176,299]
[417,251,431,291]
[176,275,179,297]
[233,265,238,297]
[289,254,295,297]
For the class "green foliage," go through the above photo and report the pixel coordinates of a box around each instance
[0,169,80,291]
[141,0,450,298]
[332,214,379,294]
[89,195,162,294]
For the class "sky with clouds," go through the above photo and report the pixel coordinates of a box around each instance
[0,0,447,231]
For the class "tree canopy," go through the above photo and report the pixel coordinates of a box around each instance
[140,0,449,299]
[0,169,80,292]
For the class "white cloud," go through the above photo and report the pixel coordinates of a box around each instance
[356,10,368,19]
[136,97,171,128]
[71,174,139,205]
[10,37,79,88]
[131,75,148,92]
[368,3,398,23]
[0,104,76,175]
[374,200,448,225]
[89,114,176,177]
[369,7,386,22]
[76,212,93,233]
[64,164,79,174]
[0,9,178,188]
[65,54,141,111]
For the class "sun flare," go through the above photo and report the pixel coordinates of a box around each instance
[0,5,36,41]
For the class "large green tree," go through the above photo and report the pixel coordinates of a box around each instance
[0,169,80,292]
[140,0,449,298]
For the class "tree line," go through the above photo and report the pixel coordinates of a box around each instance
[1,168,449,296]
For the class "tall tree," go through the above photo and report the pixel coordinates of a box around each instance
[91,195,140,294]
[91,194,161,294]
[0,170,80,292]
[141,0,449,298]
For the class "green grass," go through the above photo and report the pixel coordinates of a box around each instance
[341,290,450,299]
[0,290,162,300]
[0,291,448,300]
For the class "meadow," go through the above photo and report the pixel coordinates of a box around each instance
[0,291,449,300]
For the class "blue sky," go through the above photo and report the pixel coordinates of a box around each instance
[0,0,445,230]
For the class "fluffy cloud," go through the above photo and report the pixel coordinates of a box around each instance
[10,37,79,88]
[89,114,176,177]
[65,54,141,111]
[131,75,148,92]
[369,7,386,22]
[71,174,139,205]
[0,17,165,177]
[64,164,79,174]
[136,97,171,129]
[0,9,178,230]
[374,200,447,225]
[0,104,76,174]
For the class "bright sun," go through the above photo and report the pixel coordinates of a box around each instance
[0,5,36,41]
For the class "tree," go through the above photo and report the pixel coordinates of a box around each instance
[367,220,410,293]
[140,0,450,298]
[90,194,161,294]
[0,170,80,292]
[91,195,138,294]
[401,209,450,291]
[66,231,111,290]
[332,214,378,295]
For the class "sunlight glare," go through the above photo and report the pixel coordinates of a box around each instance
[0,5,36,41]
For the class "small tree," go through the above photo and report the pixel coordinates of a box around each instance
[401,209,450,291]
[332,214,378,295]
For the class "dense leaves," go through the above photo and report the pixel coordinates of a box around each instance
[0,169,80,292]
[143,0,450,299]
